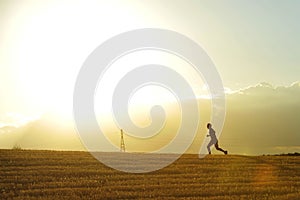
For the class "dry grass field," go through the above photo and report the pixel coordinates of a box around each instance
[0,149,299,200]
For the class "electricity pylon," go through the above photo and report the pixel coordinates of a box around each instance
[120,129,126,152]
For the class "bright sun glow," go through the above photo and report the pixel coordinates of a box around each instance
[10,1,146,119]
[5,1,212,125]
[94,49,206,131]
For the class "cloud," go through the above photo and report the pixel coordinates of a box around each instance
[0,115,84,150]
[0,126,17,134]
[219,81,300,154]
[0,82,299,155]
[0,112,40,128]
[232,81,300,96]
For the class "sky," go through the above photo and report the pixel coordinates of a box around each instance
[0,0,299,154]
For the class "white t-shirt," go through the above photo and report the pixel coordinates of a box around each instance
[208,127,217,143]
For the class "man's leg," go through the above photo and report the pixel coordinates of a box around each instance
[207,140,214,154]
[215,142,227,154]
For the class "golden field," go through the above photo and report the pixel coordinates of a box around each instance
[0,150,299,199]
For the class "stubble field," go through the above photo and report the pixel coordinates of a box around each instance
[0,149,299,199]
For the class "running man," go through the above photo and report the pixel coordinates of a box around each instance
[206,123,228,155]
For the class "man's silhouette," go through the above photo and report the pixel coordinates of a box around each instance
[206,123,228,155]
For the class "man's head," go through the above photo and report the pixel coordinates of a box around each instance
[206,123,212,129]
